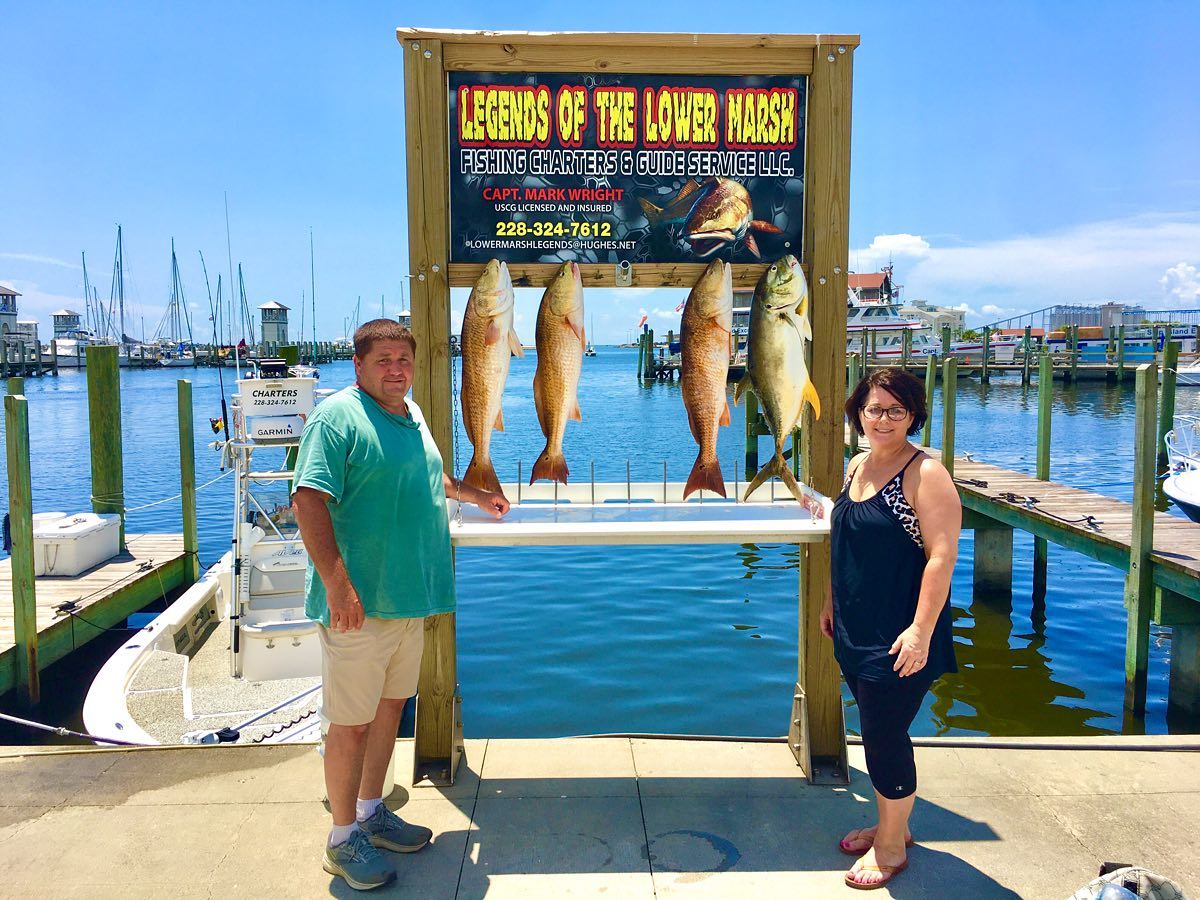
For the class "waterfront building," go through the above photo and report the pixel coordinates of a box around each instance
[51,308,85,340]
[259,301,290,345]
[16,320,39,346]
[848,267,900,304]
[397,308,412,329]
[0,285,19,344]
[901,297,966,338]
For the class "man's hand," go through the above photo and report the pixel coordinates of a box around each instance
[476,490,510,520]
[327,580,365,633]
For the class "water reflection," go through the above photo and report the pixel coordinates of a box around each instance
[929,592,1115,735]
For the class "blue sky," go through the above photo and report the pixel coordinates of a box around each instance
[2,2,1199,345]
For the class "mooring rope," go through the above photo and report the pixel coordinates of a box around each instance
[0,711,146,747]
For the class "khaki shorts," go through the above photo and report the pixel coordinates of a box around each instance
[318,616,425,726]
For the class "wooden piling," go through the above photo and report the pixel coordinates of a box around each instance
[847,353,860,457]
[7,377,24,395]
[178,380,199,583]
[1157,339,1179,475]
[1068,325,1079,385]
[744,388,760,475]
[922,355,935,448]
[86,345,126,550]
[1033,353,1053,602]
[941,324,951,358]
[17,340,27,378]
[1117,324,1127,382]
[981,326,991,384]
[5,393,40,705]
[1124,363,1157,715]
[869,329,877,365]
[50,338,59,376]
[636,332,644,381]
[901,328,911,371]
[941,357,957,475]
[1022,325,1032,384]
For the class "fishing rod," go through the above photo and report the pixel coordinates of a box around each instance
[199,251,231,450]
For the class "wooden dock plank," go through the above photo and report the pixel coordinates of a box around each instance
[0,533,186,697]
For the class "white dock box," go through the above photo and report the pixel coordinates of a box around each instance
[33,513,121,577]
[236,378,315,417]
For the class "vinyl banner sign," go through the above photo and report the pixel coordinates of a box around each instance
[448,72,806,265]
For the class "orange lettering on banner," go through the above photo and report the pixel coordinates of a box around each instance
[458,85,551,146]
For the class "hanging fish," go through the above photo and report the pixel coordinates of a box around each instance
[734,255,821,504]
[680,259,734,499]
[531,262,585,484]
[460,260,522,496]
[639,177,783,259]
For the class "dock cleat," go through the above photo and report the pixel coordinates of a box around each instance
[322,829,395,891]
[358,804,433,853]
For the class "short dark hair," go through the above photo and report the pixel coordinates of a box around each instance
[353,319,416,359]
[845,367,927,437]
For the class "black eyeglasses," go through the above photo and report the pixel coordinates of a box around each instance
[862,404,909,421]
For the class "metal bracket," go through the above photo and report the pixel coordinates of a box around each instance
[789,681,850,785]
[412,685,464,787]
[615,260,633,287]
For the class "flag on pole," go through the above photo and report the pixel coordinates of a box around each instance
[674,298,687,313]
[637,313,648,328]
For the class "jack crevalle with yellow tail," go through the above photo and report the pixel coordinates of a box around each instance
[734,255,822,508]
[680,259,734,499]
[460,259,523,496]
[531,261,585,484]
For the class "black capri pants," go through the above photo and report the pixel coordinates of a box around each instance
[844,672,934,800]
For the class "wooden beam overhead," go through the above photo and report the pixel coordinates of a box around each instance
[397,28,861,50]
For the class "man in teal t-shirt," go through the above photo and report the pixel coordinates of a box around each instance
[292,320,508,891]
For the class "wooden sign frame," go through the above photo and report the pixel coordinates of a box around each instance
[399,27,857,785]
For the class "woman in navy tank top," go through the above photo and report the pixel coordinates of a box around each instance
[821,368,961,890]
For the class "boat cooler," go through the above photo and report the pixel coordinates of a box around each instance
[33,512,121,576]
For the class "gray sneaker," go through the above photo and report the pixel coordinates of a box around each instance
[359,804,433,853]
[323,828,395,891]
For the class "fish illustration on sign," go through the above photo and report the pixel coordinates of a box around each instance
[639,177,783,259]
[460,260,523,497]
[680,259,734,499]
[733,255,823,510]
[531,262,586,485]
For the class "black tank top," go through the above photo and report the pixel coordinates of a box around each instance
[830,449,957,683]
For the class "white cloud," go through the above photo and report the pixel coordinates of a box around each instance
[855,213,1200,324]
[1160,262,1200,303]
[851,233,931,273]
[0,252,81,271]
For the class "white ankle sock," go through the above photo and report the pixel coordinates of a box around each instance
[356,797,383,821]
[329,822,357,847]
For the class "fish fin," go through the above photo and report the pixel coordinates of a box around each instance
[720,399,731,426]
[732,374,751,407]
[570,398,582,422]
[566,316,586,345]
[494,407,505,432]
[750,220,784,234]
[675,178,705,202]
[684,455,727,500]
[778,463,825,519]
[744,232,761,259]
[800,315,813,341]
[742,455,784,502]
[638,197,663,227]
[803,379,822,420]
[485,319,502,345]
[508,329,524,358]
[530,447,569,485]
[463,454,504,498]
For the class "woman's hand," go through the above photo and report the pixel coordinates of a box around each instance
[820,597,834,639]
[889,623,931,677]
[475,490,510,519]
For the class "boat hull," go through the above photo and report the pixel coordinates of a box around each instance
[1163,472,1200,523]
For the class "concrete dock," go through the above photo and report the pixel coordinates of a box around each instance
[0,736,1197,898]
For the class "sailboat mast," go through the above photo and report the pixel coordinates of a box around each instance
[81,251,92,336]
[117,225,126,350]
[309,228,316,362]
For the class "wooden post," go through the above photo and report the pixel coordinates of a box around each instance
[86,345,125,549]
[50,338,59,376]
[869,328,877,365]
[1157,339,1179,475]
[981,326,991,383]
[941,357,957,475]
[1068,324,1079,384]
[941,324,951,358]
[1124,363,1157,715]
[17,339,27,377]
[794,37,853,785]
[1117,324,1126,382]
[973,524,1013,600]
[1033,352,1053,603]
[922,355,935,447]
[8,376,24,395]
[404,35,462,786]
[901,328,911,371]
[5,393,40,705]
[1022,325,1032,384]
[636,332,645,381]
[847,353,860,458]
[178,380,200,584]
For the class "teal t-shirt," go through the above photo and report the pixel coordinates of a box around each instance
[291,386,455,625]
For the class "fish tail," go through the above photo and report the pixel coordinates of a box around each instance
[779,463,825,518]
[684,454,726,500]
[742,454,786,502]
[803,379,822,420]
[463,453,503,497]
[638,197,663,227]
[530,446,570,485]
